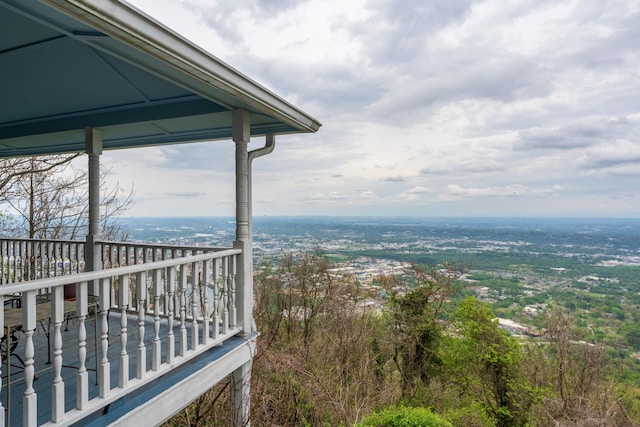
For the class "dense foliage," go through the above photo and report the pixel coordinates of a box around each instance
[167,251,640,426]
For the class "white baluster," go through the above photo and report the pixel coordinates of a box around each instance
[136,271,147,379]
[76,281,89,409]
[22,290,37,427]
[152,268,162,371]
[222,257,229,335]
[212,258,220,339]
[51,286,65,422]
[179,266,187,356]
[230,255,237,328]
[202,259,210,343]
[191,261,199,350]
[39,242,45,279]
[26,240,32,281]
[16,241,22,282]
[110,274,116,310]
[45,242,51,278]
[118,274,130,388]
[166,266,176,363]
[98,277,111,398]
[9,241,15,283]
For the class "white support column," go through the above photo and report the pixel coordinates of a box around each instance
[234,109,250,242]
[232,108,254,427]
[232,109,253,336]
[231,360,252,427]
[85,127,103,295]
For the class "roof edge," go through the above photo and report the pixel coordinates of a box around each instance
[40,0,321,133]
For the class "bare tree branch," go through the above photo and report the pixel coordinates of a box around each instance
[0,155,133,240]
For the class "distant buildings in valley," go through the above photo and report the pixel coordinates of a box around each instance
[327,257,405,283]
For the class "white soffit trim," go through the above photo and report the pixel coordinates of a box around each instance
[42,0,321,133]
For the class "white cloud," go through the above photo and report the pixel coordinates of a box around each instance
[397,186,430,203]
[118,0,640,217]
[445,183,562,198]
[578,139,640,171]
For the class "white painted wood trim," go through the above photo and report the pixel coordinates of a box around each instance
[105,336,257,427]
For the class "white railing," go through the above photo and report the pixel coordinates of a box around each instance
[0,239,231,285]
[0,247,242,426]
[0,239,85,284]
[98,241,228,267]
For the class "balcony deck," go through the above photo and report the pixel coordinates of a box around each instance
[2,310,255,426]
[0,239,254,427]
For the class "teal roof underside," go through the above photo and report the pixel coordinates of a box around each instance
[0,0,320,158]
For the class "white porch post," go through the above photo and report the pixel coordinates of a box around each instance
[232,109,252,427]
[85,127,111,400]
[231,360,252,427]
[232,109,253,335]
[85,127,103,293]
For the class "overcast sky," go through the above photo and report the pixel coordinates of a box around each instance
[99,0,640,218]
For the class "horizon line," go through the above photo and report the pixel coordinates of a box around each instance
[119,215,640,220]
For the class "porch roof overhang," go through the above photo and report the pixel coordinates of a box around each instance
[0,0,321,159]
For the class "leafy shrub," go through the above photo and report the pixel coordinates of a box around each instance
[443,405,494,427]
[357,406,452,427]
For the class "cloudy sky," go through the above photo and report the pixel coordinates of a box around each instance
[100,0,640,218]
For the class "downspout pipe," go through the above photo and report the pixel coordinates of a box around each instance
[247,134,275,237]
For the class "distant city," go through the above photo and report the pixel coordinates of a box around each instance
[120,216,640,273]
[120,215,640,361]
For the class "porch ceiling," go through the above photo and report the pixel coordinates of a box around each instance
[0,0,321,159]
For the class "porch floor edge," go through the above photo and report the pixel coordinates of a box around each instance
[70,333,258,427]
